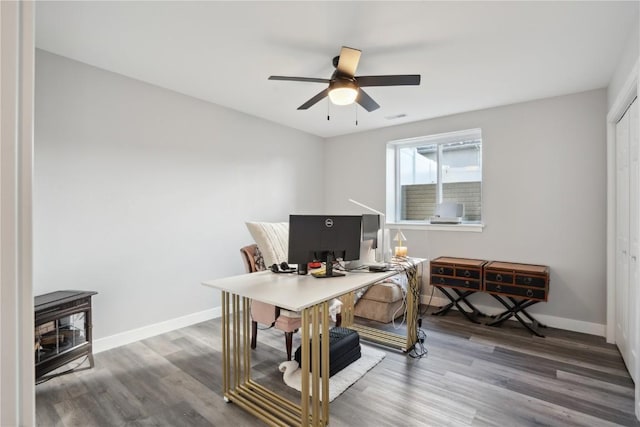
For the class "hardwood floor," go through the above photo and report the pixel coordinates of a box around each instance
[36,308,640,426]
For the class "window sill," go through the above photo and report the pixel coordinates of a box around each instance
[386,222,485,232]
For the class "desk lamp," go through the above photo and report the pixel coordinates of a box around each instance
[393,231,408,257]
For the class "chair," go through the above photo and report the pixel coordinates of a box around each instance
[240,244,301,360]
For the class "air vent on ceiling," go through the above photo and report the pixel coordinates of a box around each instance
[385,113,407,120]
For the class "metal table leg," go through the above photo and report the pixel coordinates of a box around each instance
[432,286,486,324]
[486,294,547,337]
[220,290,330,426]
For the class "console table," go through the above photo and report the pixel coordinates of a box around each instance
[484,261,549,337]
[430,257,550,336]
[430,257,487,323]
[202,269,397,427]
[35,290,97,383]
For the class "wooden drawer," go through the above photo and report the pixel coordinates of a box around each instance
[431,265,454,276]
[455,267,481,280]
[484,261,549,302]
[431,257,487,291]
[515,274,546,288]
[432,276,482,290]
[485,283,547,301]
[484,271,513,283]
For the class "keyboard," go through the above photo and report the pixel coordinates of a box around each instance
[367,263,392,272]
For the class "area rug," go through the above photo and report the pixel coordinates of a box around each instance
[278,344,385,402]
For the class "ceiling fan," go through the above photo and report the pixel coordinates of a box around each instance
[268,46,421,112]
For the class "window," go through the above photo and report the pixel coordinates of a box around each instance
[387,129,482,225]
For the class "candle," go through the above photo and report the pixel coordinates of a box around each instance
[394,246,408,257]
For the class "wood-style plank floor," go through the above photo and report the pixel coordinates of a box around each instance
[36,307,640,426]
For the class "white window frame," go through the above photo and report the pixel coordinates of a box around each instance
[386,128,484,232]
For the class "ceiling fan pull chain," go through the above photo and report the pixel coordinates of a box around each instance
[327,100,330,121]
[355,103,358,126]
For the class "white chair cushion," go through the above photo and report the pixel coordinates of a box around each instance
[246,221,289,267]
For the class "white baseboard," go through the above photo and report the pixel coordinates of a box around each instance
[93,307,221,354]
[93,295,606,354]
[420,295,605,337]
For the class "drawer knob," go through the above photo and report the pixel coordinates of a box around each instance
[496,285,502,292]
[523,277,532,285]
[438,267,444,274]
[464,270,471,278]
[496,274,503,282]
[464,280,470,286]
[526,289,534,298]
[439,277,445,284]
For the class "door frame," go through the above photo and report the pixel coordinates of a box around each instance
[607,58,639,420]
[0,1,35,425]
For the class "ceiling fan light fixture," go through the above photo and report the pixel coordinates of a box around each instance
[269,46,420,112]
[328,80,358,106]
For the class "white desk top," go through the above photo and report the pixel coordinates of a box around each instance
[202,270,397,312]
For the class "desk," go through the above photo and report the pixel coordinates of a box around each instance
[202,269,396,427]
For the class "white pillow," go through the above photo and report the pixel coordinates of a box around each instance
[245,222,289,267]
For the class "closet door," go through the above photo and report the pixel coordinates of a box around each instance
[627,99,638,381]
[616,102,631,377]
[616,98,638,381]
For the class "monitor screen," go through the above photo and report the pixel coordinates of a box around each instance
[288,215,362,278]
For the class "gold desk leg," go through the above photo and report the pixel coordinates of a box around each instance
[406,278,415,350]
[311,305,320,426]
[321,301,329,425]
[220,293,332,426]
[222,291,229,398]
[223,293,252,400]
[340,292,355,327]
[300,302,331,427]
[243,297,251,383]
[405,266,421,351]
[301,307,310,425]
[233,294,240,389]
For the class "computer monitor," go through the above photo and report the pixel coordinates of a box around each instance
[288,215,362,278]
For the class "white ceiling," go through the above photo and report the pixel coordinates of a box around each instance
[35,1,638,138]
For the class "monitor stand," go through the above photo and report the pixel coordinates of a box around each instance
[345,240,375,271]
[312,253,344,278]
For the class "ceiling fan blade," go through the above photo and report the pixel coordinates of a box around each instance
[269,76,331,84]
[297,88,330,110]
[356,89,380,112]
[357,75,421,87]
[336,46,362,77]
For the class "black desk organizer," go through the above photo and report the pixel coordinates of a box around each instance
[35,290,97,383]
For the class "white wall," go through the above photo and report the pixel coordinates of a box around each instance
[34,50,324,342]
[325,89,607,330]
[608,19,639,110]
